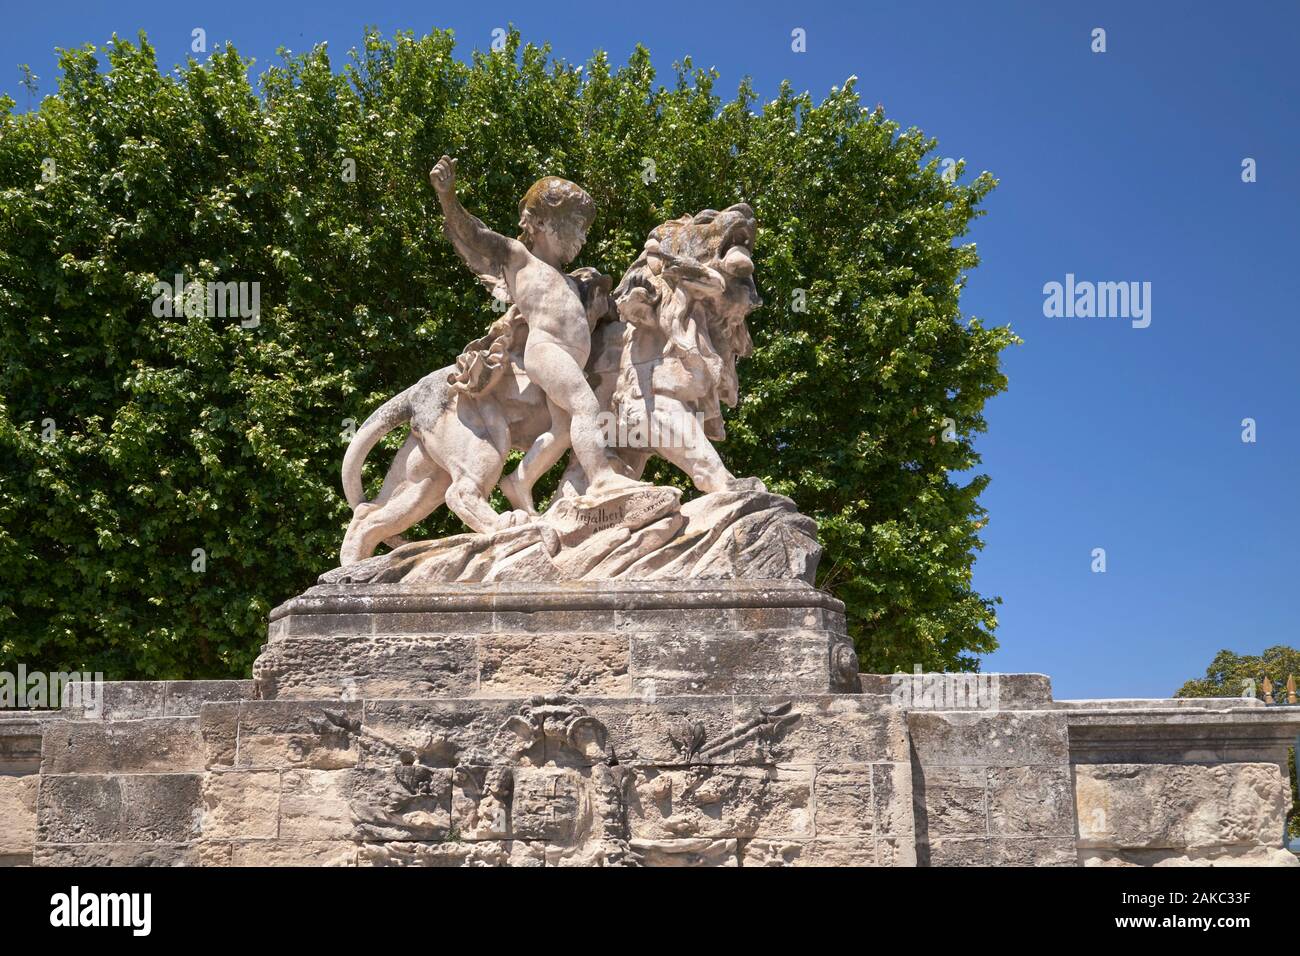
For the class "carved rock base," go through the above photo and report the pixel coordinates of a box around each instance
[322,490,821,585]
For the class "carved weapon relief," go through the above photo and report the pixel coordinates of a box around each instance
[668,701,800,765]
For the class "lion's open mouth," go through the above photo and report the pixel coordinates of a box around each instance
[718,224,755,278]
[714,209,757,281]
[717,219,755,259]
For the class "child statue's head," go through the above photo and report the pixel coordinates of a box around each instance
[517,176,596,264]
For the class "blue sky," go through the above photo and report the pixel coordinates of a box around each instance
[4,1,1298,699]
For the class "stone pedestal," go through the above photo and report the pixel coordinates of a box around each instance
[254,581,860,700]
[227,579,891,866]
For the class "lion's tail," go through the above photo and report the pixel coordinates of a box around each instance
[342,386,415,509]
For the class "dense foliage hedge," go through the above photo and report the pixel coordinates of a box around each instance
[0,28,1015,679]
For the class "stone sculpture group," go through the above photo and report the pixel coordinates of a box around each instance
[334,157,814,585]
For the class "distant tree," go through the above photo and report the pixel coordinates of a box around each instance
[0,29,1014,680]
[1176,646,1300,840]
[17,64,38,110]
[1175,646,1300,700]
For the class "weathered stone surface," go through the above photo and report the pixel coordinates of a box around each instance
[360,699,520,768]
[41,717,204,774]
[924,836,991,867]
[511,766,591,842]
[283,696,634,861]
[229,840,358,866]
[261,581,851,699]
[273,580,842,620]
[198,841,233,867]
[876,836,919,867]
[631,837,739,866]
[616,604,835,633]
[492,607,618,633]
[916,766,987,838]
[910,718,1077,867]
[1074,762,1289,850]
[478,632,629,696]
[1081,845,1300,867]
[0,721,43,774]
[628,765,813,840]
[38,774,122,844]
[741,838,879,867]
[1066,706,1300,766]
[255,635,477,700]
[1058,696,1267,711]
[202,770,280,840]
[275,611,376,638]
[18,667,1299,869]
[34,842,200,867]
[63,681,166,720]
[376,610,497,635]
[860,672,1052,710]
[277,769,355,842]
[987,766,1074,836]
[0,775,38,854]
[990,837,1078,867]
[38,773,202,844]
[732,695,907,766]
[907,710,1070,767]
[199,702,240,768]
[813,766,874,838]
[164,680,255,716]
[629,629,840,696]
[57,679,253,719]
[585,696,739,766]
[357,840,521,867]
[233,701,363,769]
[873,762,916,837]
[451,766,512,839]
[279,767,452,842]
[107,773,204,844]
[921,835,1078,867]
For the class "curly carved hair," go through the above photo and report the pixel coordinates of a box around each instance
[516,176,596,248]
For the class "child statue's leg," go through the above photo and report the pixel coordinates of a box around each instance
[518,340,646,498]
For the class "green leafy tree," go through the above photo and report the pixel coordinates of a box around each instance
[17,65,39,110]
[0,28,1015,681]
[1175,646,1300,840]
[1174,646,1300,701]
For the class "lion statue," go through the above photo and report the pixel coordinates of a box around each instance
[338,203,764,566]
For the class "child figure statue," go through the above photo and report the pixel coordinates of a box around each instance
[430,155,645,514]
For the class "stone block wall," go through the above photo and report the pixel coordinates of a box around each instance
[907,710,1077,866]
[1061,700,1299,867]
[1074,763,1295,866]
[34,716,205,865]
[0,718,43,865]
[11,681,1297,866]
[187,693,913,867]
[22,680,255,866]
[5,580,1298,868]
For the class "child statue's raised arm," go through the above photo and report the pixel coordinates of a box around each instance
[429,155,523,293]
